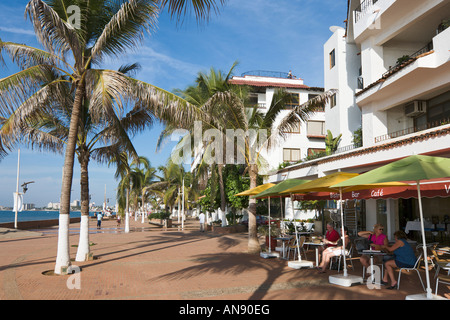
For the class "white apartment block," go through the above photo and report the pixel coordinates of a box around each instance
[269,0,450,239]
[228,71,326,173]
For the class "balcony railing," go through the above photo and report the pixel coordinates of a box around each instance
[374,118,450,143]
[354,0,379,23]
[382,42,434,78]
[241,70,291,79]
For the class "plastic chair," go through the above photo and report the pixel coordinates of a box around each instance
[287,236,307,260]
[330,243,354,272]
[435,274,450,295]
[430,248,450,278]
[397,252,425,291]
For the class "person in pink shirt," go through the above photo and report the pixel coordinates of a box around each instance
[358,224,389,274]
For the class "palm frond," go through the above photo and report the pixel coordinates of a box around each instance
[90,0,159,64]
[277,89,338,139]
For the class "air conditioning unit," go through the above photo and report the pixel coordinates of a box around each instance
[405,101,427,117]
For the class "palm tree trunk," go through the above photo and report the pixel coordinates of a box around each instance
[217,163,226,226]
[76,153,91,262]
[248,163,260,254]
[125,188,130,233]
[55,80,85,274]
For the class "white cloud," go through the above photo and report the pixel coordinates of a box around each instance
[0,26,35,36]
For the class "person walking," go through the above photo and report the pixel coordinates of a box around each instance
[97,211,103,229]
[199,212,206,232]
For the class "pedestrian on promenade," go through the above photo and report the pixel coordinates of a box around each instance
[199,212,206,232]
[97,212,103,229]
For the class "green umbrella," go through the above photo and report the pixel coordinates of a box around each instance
[332,155,450,299]
[250,179,310,257]
[250,179,311,199]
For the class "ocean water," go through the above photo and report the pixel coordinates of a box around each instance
[0,210,95,223]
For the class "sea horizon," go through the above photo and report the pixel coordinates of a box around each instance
[0,210,99,224]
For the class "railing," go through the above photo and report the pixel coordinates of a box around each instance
[241,70,291,79]
[333,142,363,154]
[382,42,433,78]
[354,0,379,23]
[374,118,450,143]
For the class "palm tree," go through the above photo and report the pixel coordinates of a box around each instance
[113,153,147,232]
[0,0,225,274]
[167,63,337,254]
[163,62,244,223]
[1,62,154,261]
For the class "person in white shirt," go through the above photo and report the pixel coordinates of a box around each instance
[199,212,206,232]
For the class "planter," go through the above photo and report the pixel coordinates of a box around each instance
[212,224,246,234]
[265,236,277,251]
[149,218,172,228]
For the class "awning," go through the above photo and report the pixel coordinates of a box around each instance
[292,178,450,201]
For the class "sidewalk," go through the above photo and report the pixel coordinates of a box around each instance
[0,216,447,300]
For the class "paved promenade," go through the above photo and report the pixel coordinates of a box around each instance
[0,217,447,302]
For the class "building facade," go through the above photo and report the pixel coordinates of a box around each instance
[228,71,326,174]
[269,0,450,239]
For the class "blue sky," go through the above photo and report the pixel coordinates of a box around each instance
[0,0,347,208]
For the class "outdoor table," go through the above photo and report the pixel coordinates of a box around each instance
[304,241,324,266]
[436,246,450,255]
[359,249,388,283]
[276,236,292,259]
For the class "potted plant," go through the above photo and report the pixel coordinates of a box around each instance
[258,223,281,251]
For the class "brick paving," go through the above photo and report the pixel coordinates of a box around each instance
[0,217,448,301]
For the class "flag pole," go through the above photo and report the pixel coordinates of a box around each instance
[14,149,21,229]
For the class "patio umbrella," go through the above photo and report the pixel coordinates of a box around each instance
[281,172,408,286]
[234,183,275,196]
[331,154,450,299]
[250,179,310,258]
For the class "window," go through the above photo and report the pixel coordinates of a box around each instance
[329,49,336,69]
[285,93,300,110]
[308,94,324,112]
[330,93,337,108]
[283,148,301,162]
[307,121,326,137]
[282,121,300,134]
[428,91,450,125]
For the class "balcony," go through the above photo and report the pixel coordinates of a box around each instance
[374,118,450,144]
[354,0,379,23]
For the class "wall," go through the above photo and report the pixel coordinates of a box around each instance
[0,217,81,230]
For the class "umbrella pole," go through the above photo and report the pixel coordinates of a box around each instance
[340,189,348,277]
[280,196,283,233]
[417,181,432,299]
[268,197,271,253]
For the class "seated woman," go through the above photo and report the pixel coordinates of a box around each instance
[378,230,417,289]
[317,226,350,273]
[358,224,389,274]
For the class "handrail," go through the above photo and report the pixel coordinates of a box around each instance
[354,0,379,23]
[241,70,291,79]
[374,118,450,144]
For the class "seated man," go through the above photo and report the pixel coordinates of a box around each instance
[318,222,340,260]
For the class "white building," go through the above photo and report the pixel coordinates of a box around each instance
[269,0,450,240]
[47,202,60,210]
[228,71,326,173]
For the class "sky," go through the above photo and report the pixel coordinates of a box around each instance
[0,0,348,208]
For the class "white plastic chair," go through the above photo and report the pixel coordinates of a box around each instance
[330,244,354,273]
[435,274,450,295]
[397,252,425,291]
